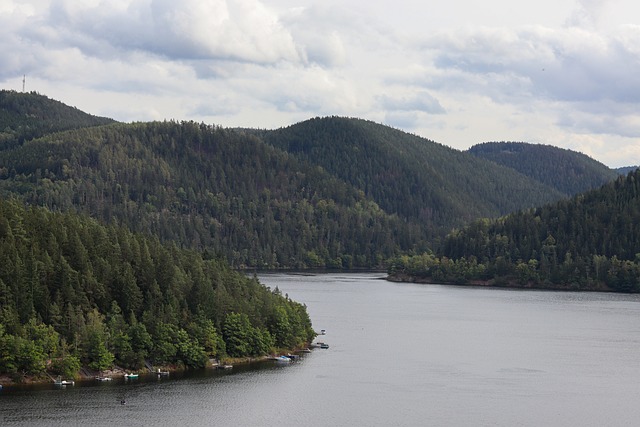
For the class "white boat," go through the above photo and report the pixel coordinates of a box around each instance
[124,373,139,379]
[275,355,291,363]
[54,376,75,386]
[96,376,112,382]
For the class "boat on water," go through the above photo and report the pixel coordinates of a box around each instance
[320,329,326,335]
[96,376,112,382]
[272,355,291,363]
[319,343,329,349]
[124,373,139,379]
[156,369,170,376]
[54,376,75,386]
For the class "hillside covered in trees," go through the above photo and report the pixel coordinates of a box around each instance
[0,120,415,269]
[0,91,115,150]
[389,169,640,292]
[0,91,628,270]
[262,118,567,228]
[0,198,314,380]
[468,141,618,196]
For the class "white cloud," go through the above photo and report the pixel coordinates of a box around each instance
[24,0,302,64]
[1,0,640,168]
[378,91,445,114]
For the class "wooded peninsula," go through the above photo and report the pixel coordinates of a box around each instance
[0,90,638,383]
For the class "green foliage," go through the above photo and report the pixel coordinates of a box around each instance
[0,119,411,269]
[0,197,315,376]
[392,170,640,292]
[0,93,599,270]
[264,117,568,236]
[0,90,114,149]
[468,142,618,196]
[50,354,81,378]
[222,313,253,357]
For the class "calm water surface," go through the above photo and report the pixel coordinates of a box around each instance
[2,273,640,426]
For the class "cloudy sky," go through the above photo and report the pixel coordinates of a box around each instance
[2,0,639,167]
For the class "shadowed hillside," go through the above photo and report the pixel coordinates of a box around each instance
[468,141,618,196]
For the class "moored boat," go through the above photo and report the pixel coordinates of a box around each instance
[54,376,75,386]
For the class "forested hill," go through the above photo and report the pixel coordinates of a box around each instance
[0,198,315,378]
[0,90,115,148]
[467,141,618,196]
[0,92,618,270]
[0,120,418,269]
[389,169,640,292]
[262,117,565,230]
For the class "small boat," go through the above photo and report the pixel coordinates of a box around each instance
[275,355,291,363]
[124,373,139,379]
[284,354,299,360]
[320,343,329,349]
[320,329,326,335]
[156,369,170,376]
[54,376,75,386]
[96,376,113,382]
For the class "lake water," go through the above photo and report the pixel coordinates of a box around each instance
[2,273,640,426]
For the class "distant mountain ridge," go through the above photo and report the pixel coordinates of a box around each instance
[0,91,625,269]
[262,117,566,230]
[467,141,618,196]
[616,166,639,175]
[0,90,115,148]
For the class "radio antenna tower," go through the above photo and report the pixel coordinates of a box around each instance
[22,75,25,92]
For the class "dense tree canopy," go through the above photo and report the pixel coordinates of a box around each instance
[0,120,418,269]
[389,169,640,292]
[0,199,315,378]
[0,90,114,150]
[468,141,618,196]
[2,91,616,270]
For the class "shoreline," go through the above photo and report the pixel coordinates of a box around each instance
[386,272,615,292]
[0,349,308,388]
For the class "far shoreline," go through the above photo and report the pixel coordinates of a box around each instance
[386,272,616,292]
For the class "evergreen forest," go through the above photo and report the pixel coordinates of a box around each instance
[468,141,619,196]
[1,89,637,380]
[389,169,640,292]
[0,198,314,380]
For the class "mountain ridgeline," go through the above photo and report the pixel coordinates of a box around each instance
[0,91,115,149]
[0,120,412,269]
[468,141,619,196]
[0,91,625,270]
